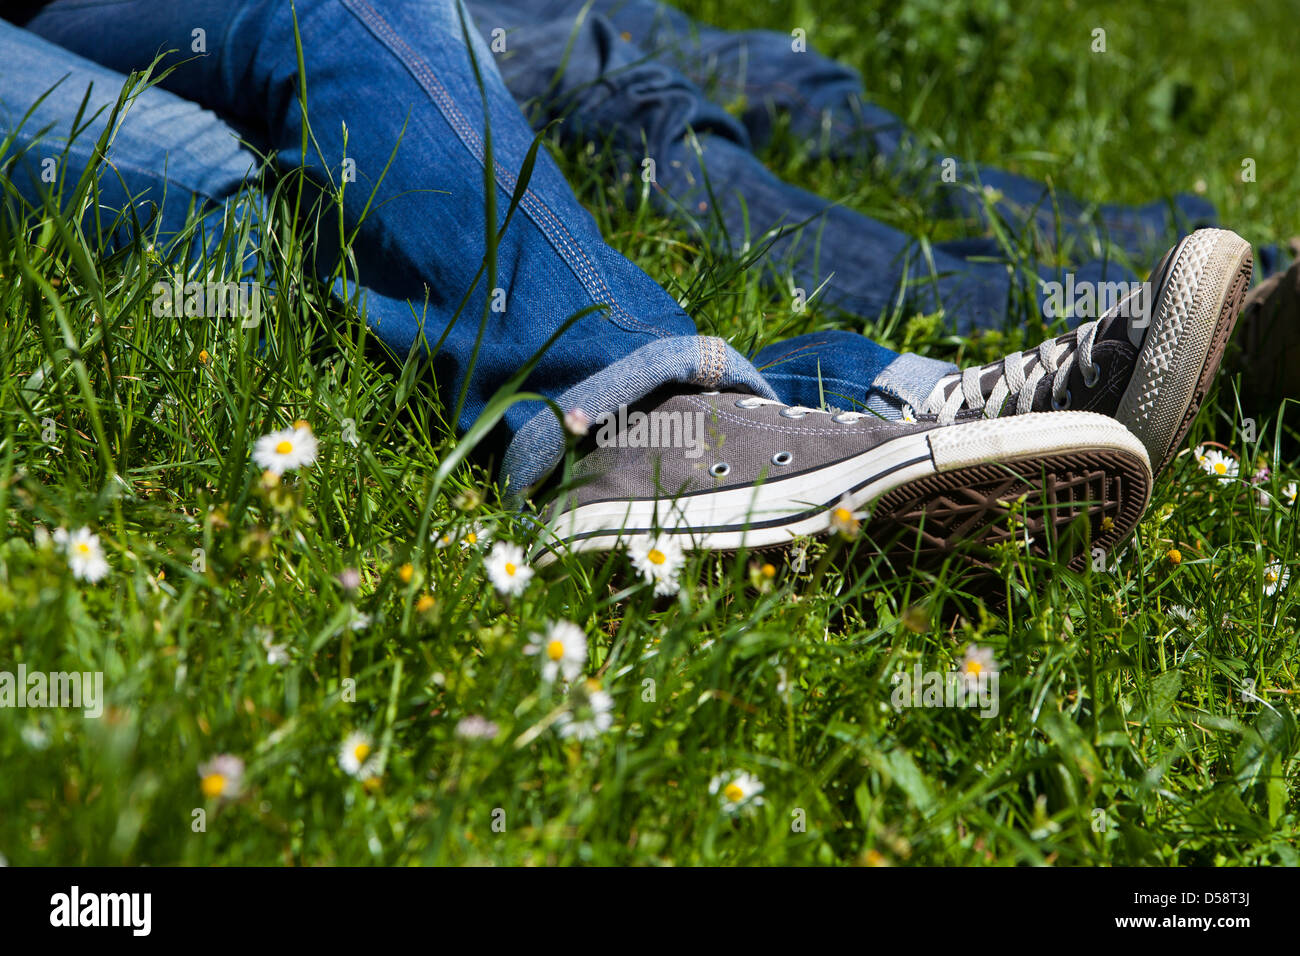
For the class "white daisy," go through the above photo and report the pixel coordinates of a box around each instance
[627,533,685,596]
[555,680,615,740]
[959,644,998,690]
[336,567,362,595]
[53,527,109,583]
[435,522,492,550]
[252,422,318,475]
[1193,445,1210,466]
[1199,449,1238,480]
[524,620,587,683]
[262,634,289,666]
[338,730,379,779]
[1166,604,1197,627]
[455,715,500,740]
[709,770,765,813]
[198,754,245,799]
[828,495,866,538]
[485,541,533,596]
[1284,482,1298,507]
[1263,560,1290,597]
[563,408,591,436]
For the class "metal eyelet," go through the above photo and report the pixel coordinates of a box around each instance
[771,451,793,466]
[832,412,863,424]
[1083,361,1102,389]
[779,407,808,419]
[710,462,731,478]
[701,389,720,396]
[735,397,763,409]
[1052,390,1072,411]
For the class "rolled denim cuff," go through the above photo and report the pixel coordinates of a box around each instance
[501,334,777,499]
[864,351,959,418]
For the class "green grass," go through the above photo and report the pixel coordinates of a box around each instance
[1,0,1298,866]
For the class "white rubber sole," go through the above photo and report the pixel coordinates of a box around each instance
[1115,227,1253,472]
[535,410,1151,563]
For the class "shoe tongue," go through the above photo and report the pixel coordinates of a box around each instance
[1086,287,1151,351]
[1104,243,1176,349]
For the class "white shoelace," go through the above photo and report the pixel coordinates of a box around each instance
[908,319,1103,425]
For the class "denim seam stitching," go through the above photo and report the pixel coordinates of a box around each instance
[693,336,723,387]
[342,0,670,338]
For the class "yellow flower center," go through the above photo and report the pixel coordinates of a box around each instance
[723,783,745,802]
[200,773,225,798]
[504,562,517,576]
[1266,570,1278,583]
[547,640,566,661]
[647,548,666,566]
[398,564,413,583]
[293,419,311,432]
[1213,462,1227,475]
[1168,549,1182,565]
[275,440,293,455]
[761,563,776,578]
[465,532,478,544]
[834,507,852,523]
[966,661,983,676]
[76,543,91,555]
[353,743,371,763]
[416,594,435,613]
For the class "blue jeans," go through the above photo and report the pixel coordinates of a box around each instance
[469,0,1219,327]
[6,0,961,495]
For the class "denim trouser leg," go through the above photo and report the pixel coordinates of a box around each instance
[472,0,905,158]
[472,5,1025,331]
[752,331,954,417]
[587,0,1219,260]
[0,24,263,266]
[481,0,1216,265]
[19,1,787,494]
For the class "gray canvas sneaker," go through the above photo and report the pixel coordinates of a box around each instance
[535,388,1153,576]
[907,227,1253,479]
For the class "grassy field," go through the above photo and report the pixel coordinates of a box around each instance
[1,0,1297,866]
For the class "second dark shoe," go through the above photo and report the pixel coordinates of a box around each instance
[908,227,1253,479]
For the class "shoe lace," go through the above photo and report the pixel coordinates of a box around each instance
[908,319,1103,425]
